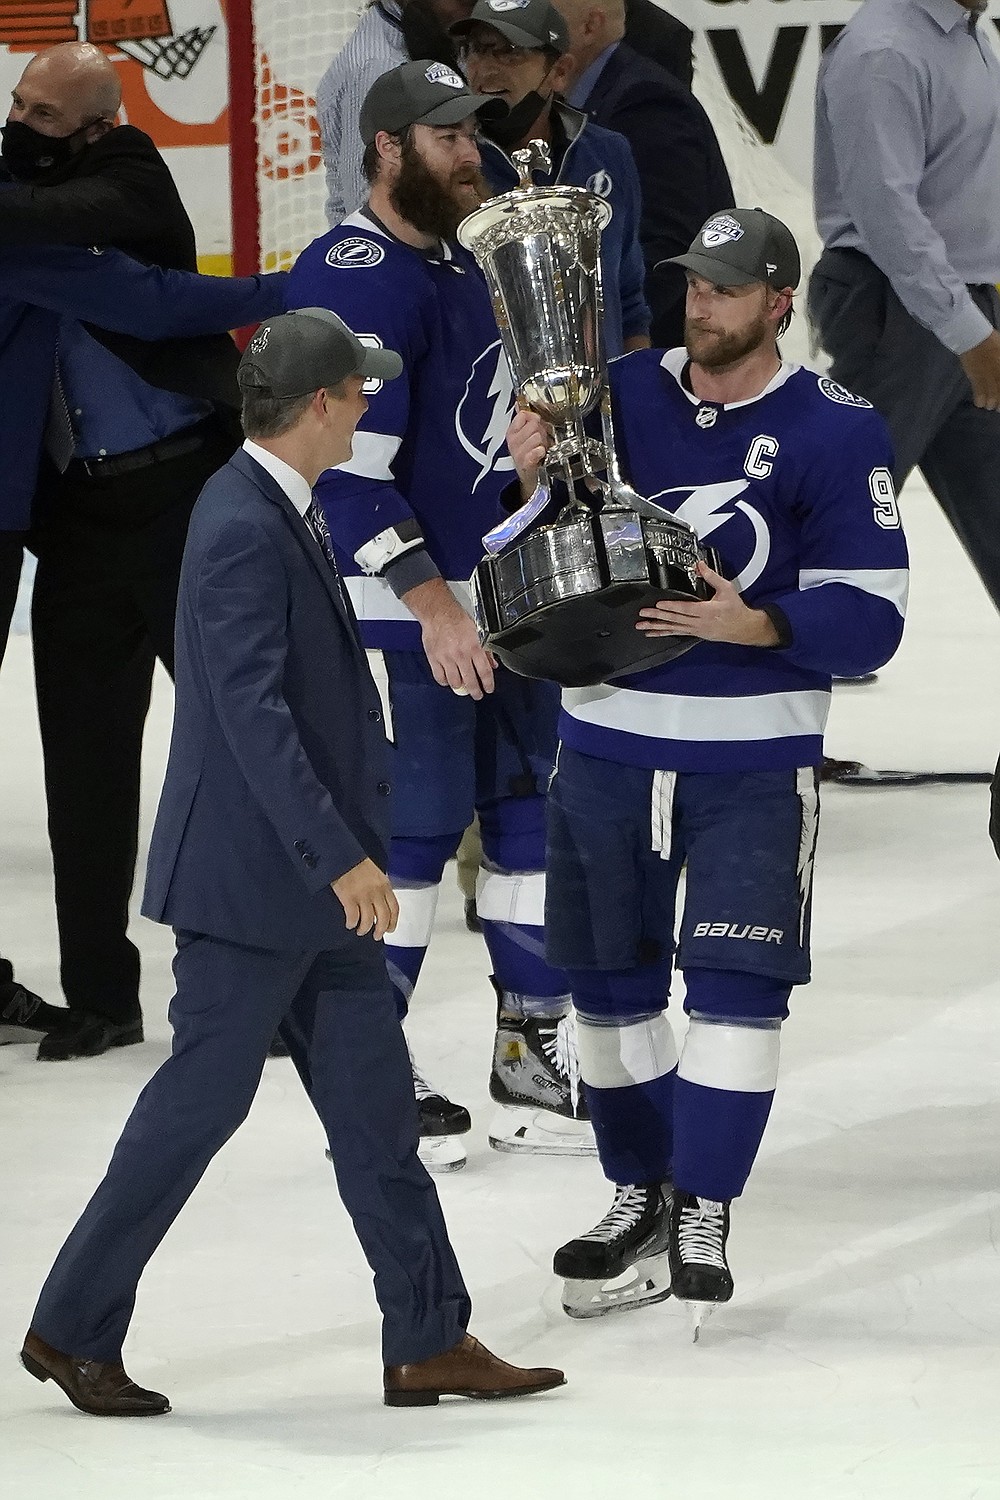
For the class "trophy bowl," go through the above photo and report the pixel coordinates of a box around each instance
[460,146,717,688]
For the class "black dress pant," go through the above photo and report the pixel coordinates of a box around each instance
[29,424,235,1024]
[2,529,29,989]
[808,249,1000,612]
[0,528,26,671]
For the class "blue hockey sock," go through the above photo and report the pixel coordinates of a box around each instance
[673,1014,781,1201]
[575,1010,677,1186]
[384,881,440,1020]
[477,862,569,1017]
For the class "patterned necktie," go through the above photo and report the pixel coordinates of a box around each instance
[306,499,351,617]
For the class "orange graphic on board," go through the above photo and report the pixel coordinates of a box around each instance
[0,2,228,148]
[87,0,170,45]
[257,52,320,180]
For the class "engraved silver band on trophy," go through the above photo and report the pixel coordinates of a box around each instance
[458,141,718,689]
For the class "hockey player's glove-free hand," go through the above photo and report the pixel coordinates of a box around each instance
[402,577,496,699]
[637,562,781,648]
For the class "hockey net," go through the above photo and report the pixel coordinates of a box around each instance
[227,1,820,360]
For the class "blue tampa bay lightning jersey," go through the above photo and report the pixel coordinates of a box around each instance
[287,211,515,649]
[559,348,909,772]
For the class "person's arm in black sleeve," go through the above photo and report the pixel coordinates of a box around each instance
[0,152,169,248]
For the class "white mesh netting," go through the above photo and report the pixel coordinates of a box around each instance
[245,0,364,270]
[241,0,819,360]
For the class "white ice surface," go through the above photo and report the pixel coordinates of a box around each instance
[2,478,999,1500]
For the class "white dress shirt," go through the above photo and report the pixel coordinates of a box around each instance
[242,438,313,518]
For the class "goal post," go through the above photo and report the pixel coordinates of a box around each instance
[227,0,362,278]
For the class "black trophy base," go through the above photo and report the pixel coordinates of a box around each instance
[485,582,702,689]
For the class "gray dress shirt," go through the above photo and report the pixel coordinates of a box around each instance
[814,0,1000,354]
[317,1,408,227]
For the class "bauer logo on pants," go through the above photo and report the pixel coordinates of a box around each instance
[693,922,784,943]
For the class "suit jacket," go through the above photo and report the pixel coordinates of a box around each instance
[142,448,393,951]
[624,0,694,90]
[0,247,286,532]
[0,126,247,428]
[583,42,734,349]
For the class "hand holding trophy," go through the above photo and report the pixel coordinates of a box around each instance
[458,141,719,690]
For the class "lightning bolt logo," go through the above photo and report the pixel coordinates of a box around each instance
[455,341,516,493]
[651,480,772,592]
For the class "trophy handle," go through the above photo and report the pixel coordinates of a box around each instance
[511,139,553,189]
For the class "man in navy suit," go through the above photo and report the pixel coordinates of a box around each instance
[20,308,565,1415]
[557,0,734,348]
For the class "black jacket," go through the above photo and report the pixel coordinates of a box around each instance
[583,43,734,349]
[624,0,694,90]
[0,125,242,413]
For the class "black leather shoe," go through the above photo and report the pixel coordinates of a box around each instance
[0,982,72,1045]
[36,1012,143,1061]
[463,897,482,934]
[21,1330,170,1416]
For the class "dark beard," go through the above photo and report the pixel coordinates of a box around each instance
[684,312,771,370]
[390,135,488,240]
[398,0,458,66]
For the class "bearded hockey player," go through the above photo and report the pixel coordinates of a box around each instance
[287,61,592,1171]
[506,210,909,1331]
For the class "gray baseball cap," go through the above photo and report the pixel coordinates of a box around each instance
[666,209,801,291]
[237,308,402,398]
[451,0,570,55]
[359,59,505,146]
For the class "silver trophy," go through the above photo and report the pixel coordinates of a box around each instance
[458,141,717,689]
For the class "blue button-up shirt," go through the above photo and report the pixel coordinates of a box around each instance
[814,0,1000,353]
[58,318,210,460]
[567,42,619,110]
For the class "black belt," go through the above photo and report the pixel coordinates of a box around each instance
[67,422,212,482]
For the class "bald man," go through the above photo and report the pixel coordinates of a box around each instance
[0,44,259,1062]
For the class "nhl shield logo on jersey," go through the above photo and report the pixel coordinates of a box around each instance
[325,237,386,270]
[701,214,745,248]
[424,62,465,88]
[455,341,517,493]
[818,378,873,410]
[695,405,718,429]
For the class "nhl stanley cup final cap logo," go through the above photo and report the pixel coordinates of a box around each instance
[424,62,464,88]
[701,214,745,248]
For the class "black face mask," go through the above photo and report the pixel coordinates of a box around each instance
[481,90,549,152]
[0,118,93,181]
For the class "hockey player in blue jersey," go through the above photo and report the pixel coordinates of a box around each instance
[453,0,651,358]
[506,209,909,1330]
[287,61,593,1171]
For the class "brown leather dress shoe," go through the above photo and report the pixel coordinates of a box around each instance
[384,1332,565,1406]
[20,1330,170,1416]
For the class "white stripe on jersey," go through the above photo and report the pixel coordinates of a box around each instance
[561,684,831,744]
[345,574,474,622]
[799,567,909,616]
[337,431,402,482]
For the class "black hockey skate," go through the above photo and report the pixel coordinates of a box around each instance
[668,1190,734,1340]
[554,1183,673,1319]
[411,1057,471,1174]
[488,1003,595,1156]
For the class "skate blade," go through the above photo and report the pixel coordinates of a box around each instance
[418,1136,467,1173]
[488,1107,597,1157]
[561,1252,672,1319]
[688,1301,717,1343]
